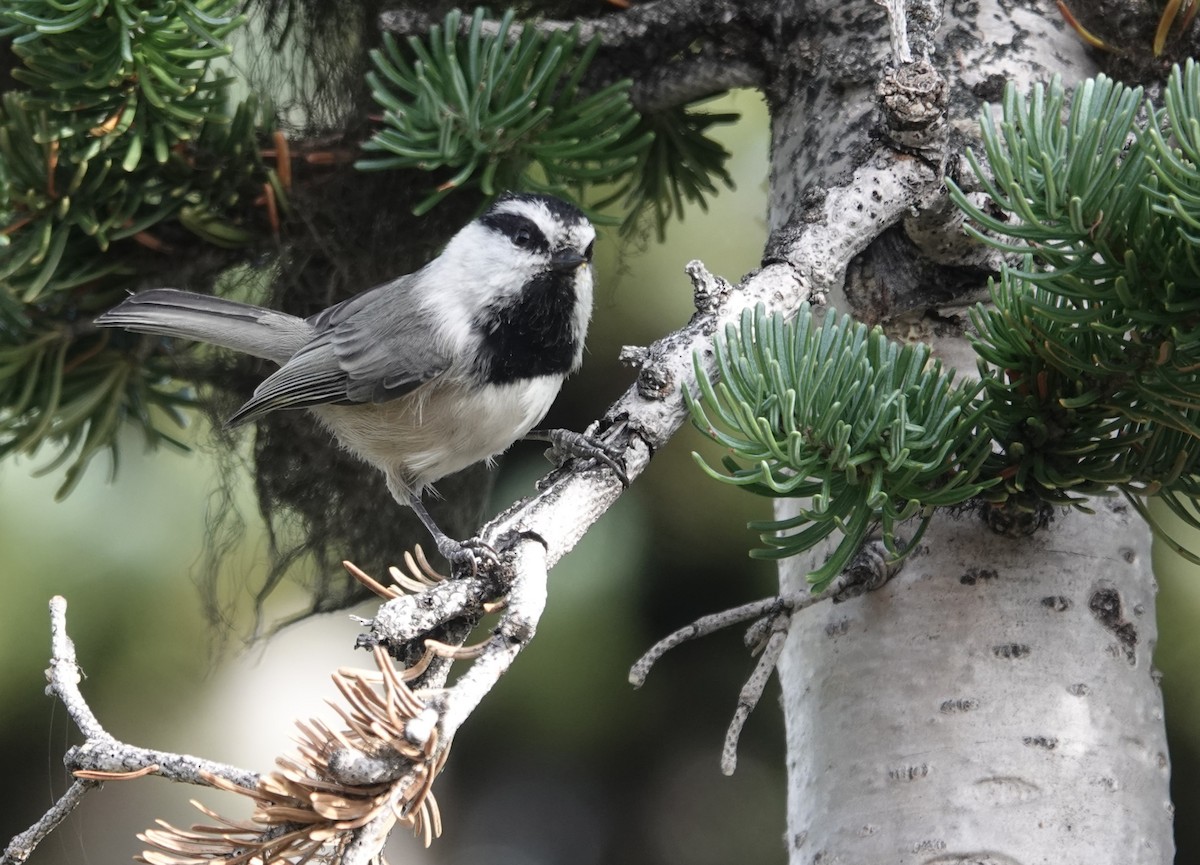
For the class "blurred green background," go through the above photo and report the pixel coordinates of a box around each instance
[3,90,1199,864]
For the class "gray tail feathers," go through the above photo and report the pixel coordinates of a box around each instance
[94,288,313,365]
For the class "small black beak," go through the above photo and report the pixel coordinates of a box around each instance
[549,249,589,272]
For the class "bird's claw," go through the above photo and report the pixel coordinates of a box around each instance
[437,536,501,575]
[534,426,629,486]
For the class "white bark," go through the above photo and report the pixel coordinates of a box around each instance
[761,0,1175,861]
[777,500,1172,862]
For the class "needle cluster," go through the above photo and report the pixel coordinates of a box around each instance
[0,0,279,496]
[358,6,737,235]
[357,7,650,215]
[951,61,1200,549]
[686,304,993,590]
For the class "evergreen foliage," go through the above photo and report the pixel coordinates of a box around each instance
[951,62,1200,552]
[611,104,738,242]
[0,0,275,496]
[358,8,651,215]
[687,304,994,590]
[358,6,735,233]
[695,62,1200,581]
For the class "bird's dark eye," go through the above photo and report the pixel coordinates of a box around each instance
[584,240,595,261]
[513,228,532,247]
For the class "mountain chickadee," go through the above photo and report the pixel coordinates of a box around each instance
[96,192,610,569]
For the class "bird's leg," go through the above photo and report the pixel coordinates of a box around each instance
[407,493,500,574]
[527,424,629,486]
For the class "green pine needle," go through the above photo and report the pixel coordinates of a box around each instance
[1,0,272,496]
[605,104,738,242]
[950,61,1200,554]
[686,303,994,590]
[357,7,652,216]
[356,7,737,236]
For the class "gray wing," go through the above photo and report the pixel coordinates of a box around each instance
[226,274,451,426]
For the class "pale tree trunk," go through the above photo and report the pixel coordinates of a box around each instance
[767,0,1174,862]
[778,503,1172,862]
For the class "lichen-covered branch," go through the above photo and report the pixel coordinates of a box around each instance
[2,780,97,865]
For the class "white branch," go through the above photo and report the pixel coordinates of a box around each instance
[429,540,549,740]
[3,599,264,865]
[874,0,913,63]
[45,596,259,788]
[46,595,106,741]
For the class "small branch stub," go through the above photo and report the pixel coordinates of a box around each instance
[688,259,734,313]
[877,58,948,155]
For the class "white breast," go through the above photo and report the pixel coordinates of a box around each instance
[310,374,566,499]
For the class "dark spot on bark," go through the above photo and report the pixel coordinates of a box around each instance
[1067,683,1090,696]
[993,643,1030,659]
[825,618,850,637]
[888,764,929,781]
[1023,736,1058,749]
[971,73,1007,103]
[636,363,674,400]
[960,567,998,585]
[913,839,947,853]
[1041,595,1071,611]
[939,698,980,713]
[1089,588,1138,664]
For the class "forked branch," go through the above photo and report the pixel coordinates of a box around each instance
[630,541,902,774]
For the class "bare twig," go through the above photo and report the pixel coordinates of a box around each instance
[2,780,98,865]
[630,541,904,773]
[46,595,106,740]
[46,596,258,789]
[722,611,790,775]
[65,740,259,791]
[874,0,913,63]
[628,584,841,689]
[50,603,260,792]
[628,596,786,688]
[4,599,262,865]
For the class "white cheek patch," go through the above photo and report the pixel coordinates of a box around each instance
[413,224,546,357]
